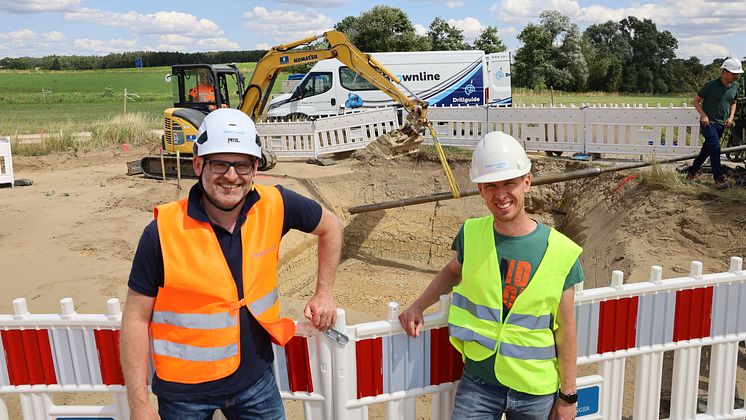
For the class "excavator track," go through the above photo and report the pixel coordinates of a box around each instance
[139,156,197,179]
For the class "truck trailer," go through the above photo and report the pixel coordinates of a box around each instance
[266,50,511,120]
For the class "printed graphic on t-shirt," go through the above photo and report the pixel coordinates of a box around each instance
[500,257,531,309]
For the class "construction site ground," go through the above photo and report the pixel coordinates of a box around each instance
[1,145,745,419]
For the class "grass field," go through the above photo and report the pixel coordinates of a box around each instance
[0,65,695,138]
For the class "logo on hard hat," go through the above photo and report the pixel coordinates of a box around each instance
[227,137,240,143]
[485,161,508,170]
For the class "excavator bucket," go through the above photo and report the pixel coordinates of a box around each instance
[362,117,426,159]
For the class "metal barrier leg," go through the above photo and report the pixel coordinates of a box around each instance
[600,358,625,420]
[633,352,664,418]
[669,346,702,420]
[706,342,739,416]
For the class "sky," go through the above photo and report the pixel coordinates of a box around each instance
[0,0,744,63]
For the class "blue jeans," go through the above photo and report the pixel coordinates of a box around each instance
[690,123,725,181]
[157,368,285,420]
[451,371,557,420]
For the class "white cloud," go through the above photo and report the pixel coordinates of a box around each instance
[677,41,731,61]
[243,7,334,45]
[273,0,348,7]
[65,9,222,37]
[447,17,484,38]
[157,36,240,52]
[0,0,82,13]
[73,38,138,53]
[256,43,272,50]
[414,24,427,37]
[446,1,464,8]
[0,29,67,56]
[61,8,240,52]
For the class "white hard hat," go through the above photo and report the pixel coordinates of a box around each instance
[470,131,532,183]
[195,108,261,158]
[721,58,744,74]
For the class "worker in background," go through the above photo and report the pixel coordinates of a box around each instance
[688,57,743,187]
[189,68,216,103]
[120,108,342,419]
[399,131,584,420]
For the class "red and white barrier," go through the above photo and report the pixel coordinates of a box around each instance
[1,256,744,419]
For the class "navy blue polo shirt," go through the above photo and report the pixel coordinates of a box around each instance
[128,182,322,401]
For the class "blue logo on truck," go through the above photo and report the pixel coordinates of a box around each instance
[464,81,476,95]
[280,56,289,64]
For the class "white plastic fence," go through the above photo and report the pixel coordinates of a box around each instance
[258,108,400,159]
[1,256,744,420]
[0,137,13,187]
[425,104,702,157]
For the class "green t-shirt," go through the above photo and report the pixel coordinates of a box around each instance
[451,221,584,386]
[698,78,739,125]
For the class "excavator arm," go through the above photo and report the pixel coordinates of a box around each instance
[238,30,428,126]
[240,30,459,196]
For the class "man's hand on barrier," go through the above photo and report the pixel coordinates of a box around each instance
[305,291,336,331]
[399,306,425,337]
[550,397,577,420]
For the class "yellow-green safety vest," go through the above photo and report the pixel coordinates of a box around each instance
[448,215,581,395]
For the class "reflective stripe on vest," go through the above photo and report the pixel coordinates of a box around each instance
[152,339,238,362]
[499,342,556,360]
[448,323,497,351]
[152,311,237,330]
[452,293,502,323]
[151,184,295,384]
[448,215,581,395]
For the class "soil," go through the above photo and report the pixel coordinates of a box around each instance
[1,145,744,419]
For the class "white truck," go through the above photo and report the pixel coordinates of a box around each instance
[266,50,511,119]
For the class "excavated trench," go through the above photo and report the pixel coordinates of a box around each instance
[276,155,651,322]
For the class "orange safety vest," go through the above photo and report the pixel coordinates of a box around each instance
[189,84,215,102]
[150,184,295,384]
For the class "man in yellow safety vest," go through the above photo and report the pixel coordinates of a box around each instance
[399,131,585,420]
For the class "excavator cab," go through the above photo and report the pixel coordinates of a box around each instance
[163,64,245,155]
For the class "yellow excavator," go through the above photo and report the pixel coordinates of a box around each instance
[138,31,458,196]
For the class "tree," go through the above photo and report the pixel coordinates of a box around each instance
[582,21,630,91]
[513,10,587,91]
[540,10,571,44]
[512,23,552,88]
[473,26,506,54]
[618,16,678,93]
[333,6,429,52]
[540,10,587,91]
[554,25,587,91]
[49,57,62,70]
[427,17,468,51]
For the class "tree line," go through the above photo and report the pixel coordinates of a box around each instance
[334,6,739,94]
[0,50,265,71]
[2,5,740,94]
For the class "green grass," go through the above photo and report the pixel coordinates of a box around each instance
[513,88,693,107]
[0,101,171,135]
[0,65,700,154]
[11,112,161,156]
[0,62,283,136]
